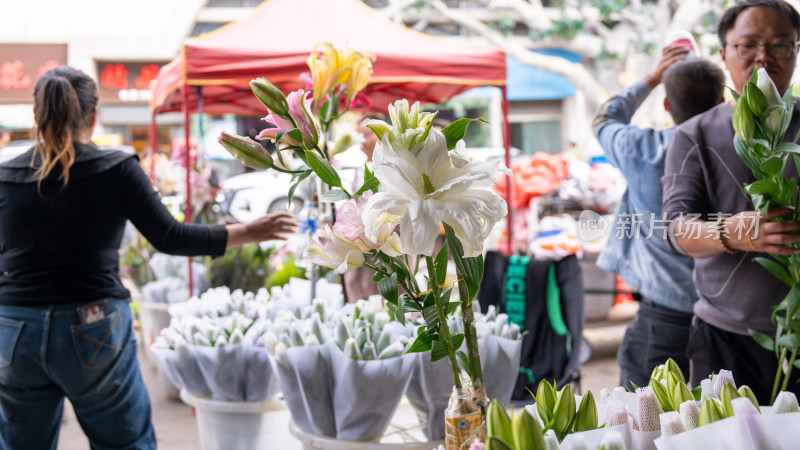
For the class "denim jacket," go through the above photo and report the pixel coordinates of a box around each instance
[593,81,696,313]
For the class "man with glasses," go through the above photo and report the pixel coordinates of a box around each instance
[663,0,800,403]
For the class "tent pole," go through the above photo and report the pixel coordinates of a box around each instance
[182,84,194,296]
[501,86,514,256]
[150,109,157,186]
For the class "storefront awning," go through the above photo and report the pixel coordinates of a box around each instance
[456,49,579,101]
[507,49,579,101]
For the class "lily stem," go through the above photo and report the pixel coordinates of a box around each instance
[772,346,788,403]
[457,269,483,385]
[781,345,798,393]
[426,255,461,389]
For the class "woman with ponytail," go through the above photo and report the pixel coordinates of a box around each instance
[0,67,297,449]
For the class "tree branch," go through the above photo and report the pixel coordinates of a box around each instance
[430,0,609,108]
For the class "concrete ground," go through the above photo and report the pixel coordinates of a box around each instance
[56,302,635,449]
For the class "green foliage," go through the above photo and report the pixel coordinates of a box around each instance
[208,244,276,292]
[120,237,156,288]
[266,251,307,289]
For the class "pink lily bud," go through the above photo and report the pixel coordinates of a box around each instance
[287,90,321,149]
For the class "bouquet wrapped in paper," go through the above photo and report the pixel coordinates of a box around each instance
[267,297,416,440]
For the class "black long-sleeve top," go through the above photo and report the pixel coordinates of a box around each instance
[0,143,227,306]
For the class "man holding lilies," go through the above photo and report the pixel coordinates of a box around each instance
[663,0,800,403]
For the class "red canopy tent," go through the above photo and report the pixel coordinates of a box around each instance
[149,0,513,292]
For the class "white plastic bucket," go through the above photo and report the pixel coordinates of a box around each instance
[139,301,172,367]
[180,390,288,450]
[289,416,445,450]
[139,301,180,400]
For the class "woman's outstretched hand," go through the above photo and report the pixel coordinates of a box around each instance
[226,212,299,249]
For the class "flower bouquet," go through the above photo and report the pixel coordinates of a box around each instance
[219,42,510,447]
[265,297,416,440]
[478,358,800,450]
[151,287,280,402]
[730,67,800,402]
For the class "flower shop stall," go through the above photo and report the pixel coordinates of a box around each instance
[148,0,514,275]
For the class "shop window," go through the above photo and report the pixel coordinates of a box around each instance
[510,121,561,155]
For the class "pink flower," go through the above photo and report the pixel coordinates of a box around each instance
[256,114,302,147]
[312,191,403,268]
[332,198,365,241]
[287,90,321,148]
[255,89,321,149]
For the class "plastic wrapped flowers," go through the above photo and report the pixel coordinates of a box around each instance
[266,296,417,441]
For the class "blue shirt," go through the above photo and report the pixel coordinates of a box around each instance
[593,81,696,313]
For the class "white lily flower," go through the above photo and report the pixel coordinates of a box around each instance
[306,225,366,273]
[362,128,507,257]
[364,99,437,155]
[757,68,783,106]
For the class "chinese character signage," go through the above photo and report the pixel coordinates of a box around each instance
[95,61,167,104]
[0,44,67,104]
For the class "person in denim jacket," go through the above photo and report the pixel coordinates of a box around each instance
[0,67,297,449]
[594,51,725,388]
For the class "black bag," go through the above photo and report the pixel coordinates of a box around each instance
[477,251,585,401]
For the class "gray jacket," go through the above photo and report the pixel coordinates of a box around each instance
[663,101,800,335]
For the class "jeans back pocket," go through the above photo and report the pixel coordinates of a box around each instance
[71,308,125,369]
[0,316,23,369]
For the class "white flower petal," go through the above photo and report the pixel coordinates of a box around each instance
[402,199,443,256]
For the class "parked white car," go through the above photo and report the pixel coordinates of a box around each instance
[220,170,311,224]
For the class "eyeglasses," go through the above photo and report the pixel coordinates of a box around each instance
[729,41,799,60]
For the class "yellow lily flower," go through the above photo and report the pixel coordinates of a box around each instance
[307,43,374,103]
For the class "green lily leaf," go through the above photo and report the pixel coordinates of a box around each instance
[776,333,800,348]
[320,188,350,203]
[443,223,483,304]
[457,350,471,377]
[287,170,313,208]
[745,179,780,197]
[378,273,399,306]
[405,329,434,354]
[754,257,795,286]
[748,328,776,351]
[441,117,488,150]
[435,241,449,286]
[422,304,439,331]
[304,150,343,189]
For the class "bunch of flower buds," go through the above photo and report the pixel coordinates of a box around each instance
[528,379,598,441]
[168,286,271,319]
[486,398,546,449]
[159,312,254,348]
[266,299,331,353]
[332,299,408,361]
[441,304,522,341]
[648,358,695,412]
[265,297,410,361]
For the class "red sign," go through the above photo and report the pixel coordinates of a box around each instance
[96,61,167,104]
[0,44,68,104]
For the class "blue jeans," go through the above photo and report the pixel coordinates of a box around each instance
[617,299,693,390]
[0,299,156,450]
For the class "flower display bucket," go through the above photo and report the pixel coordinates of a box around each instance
[180,389,285,450]
[288,419,445,450]
[140,301,180,400]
